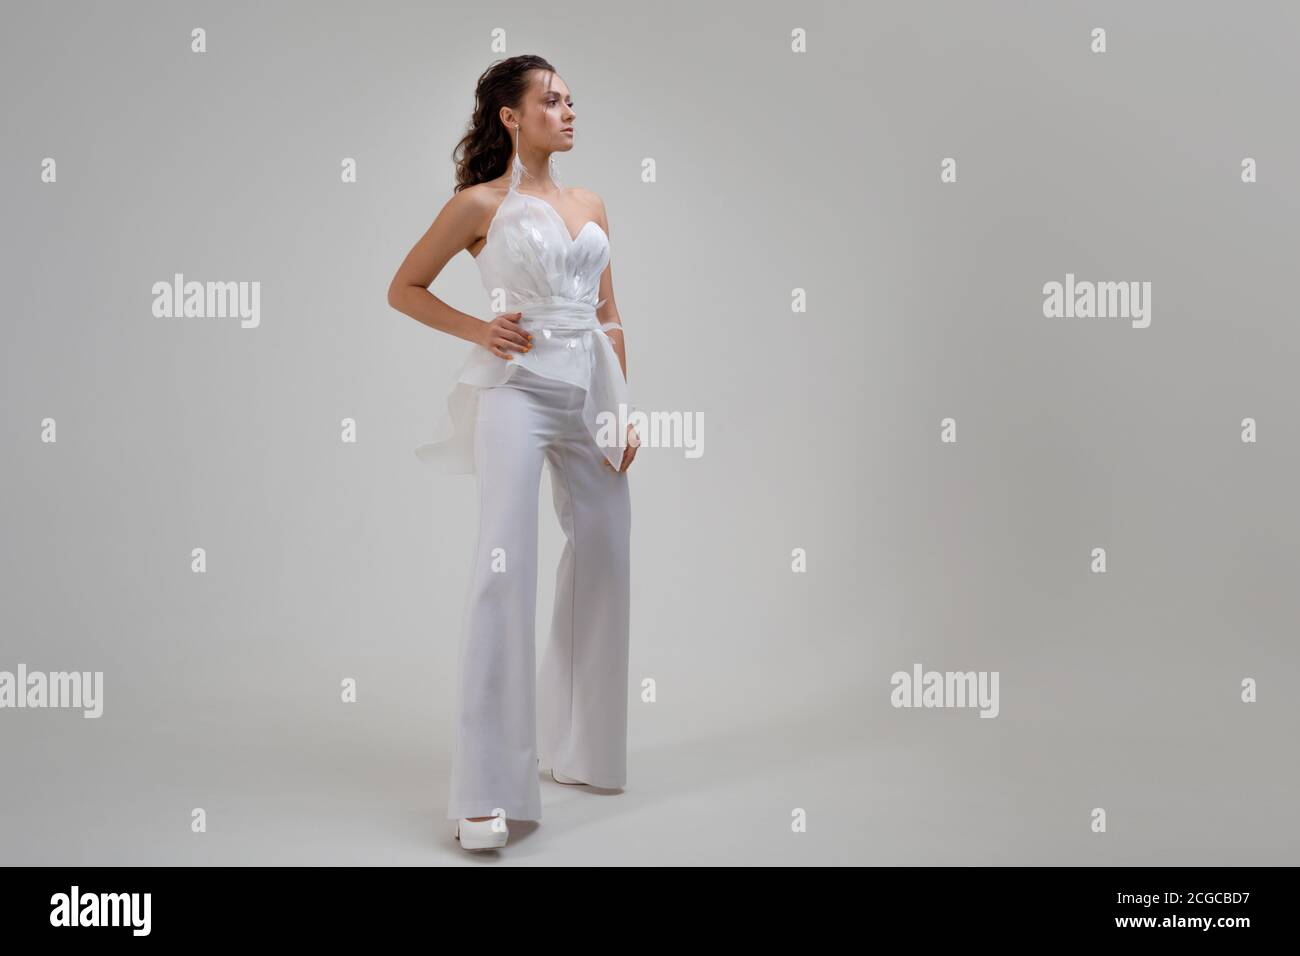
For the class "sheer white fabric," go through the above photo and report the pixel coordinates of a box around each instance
[415,151,634,474]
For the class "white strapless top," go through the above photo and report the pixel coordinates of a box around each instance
[414,153,634,474]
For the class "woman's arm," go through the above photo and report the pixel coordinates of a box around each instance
[585,191,628,381]
[584,189,639,472]
[386,187,493,346]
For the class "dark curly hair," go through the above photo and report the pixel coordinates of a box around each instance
[453,55,557,193]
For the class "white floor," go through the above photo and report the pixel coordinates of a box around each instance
[3,680,1293,866]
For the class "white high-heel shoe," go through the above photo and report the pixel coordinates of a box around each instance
[551,768,586,785]
[455,816,509,850]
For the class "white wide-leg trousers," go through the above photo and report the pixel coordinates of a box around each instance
[446,366,631,822]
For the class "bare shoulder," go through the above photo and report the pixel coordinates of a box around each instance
[568,186,607,224]
[458,179,509,218]
[448,179,511,247]
[568,185,605,208]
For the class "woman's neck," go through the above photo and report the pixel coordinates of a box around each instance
[514,150,558,193]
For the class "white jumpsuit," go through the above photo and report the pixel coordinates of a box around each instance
[415,151,634,821]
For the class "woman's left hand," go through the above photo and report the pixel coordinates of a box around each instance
[604,424,640,473]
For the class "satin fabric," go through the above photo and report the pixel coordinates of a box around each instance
[415,153,634,474]
[445,367,632,822]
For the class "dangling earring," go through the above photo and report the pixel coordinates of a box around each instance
[511,124,526,184]
[513,123,560,188]
[513,124,529,183]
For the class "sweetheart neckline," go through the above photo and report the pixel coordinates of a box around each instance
[471,186,608,260]
[516,192,607,245]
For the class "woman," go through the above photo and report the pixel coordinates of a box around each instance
[387,55,639,851]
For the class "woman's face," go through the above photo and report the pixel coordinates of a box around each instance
[516,70,576,152]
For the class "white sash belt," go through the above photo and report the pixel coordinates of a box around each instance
[416,297,634,474]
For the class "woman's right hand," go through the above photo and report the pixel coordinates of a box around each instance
[478,312,532,360]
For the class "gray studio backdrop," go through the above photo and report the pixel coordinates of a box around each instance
[2,0,1297,865]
